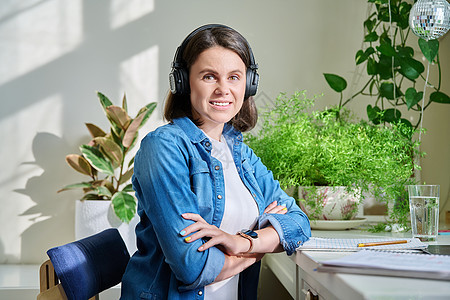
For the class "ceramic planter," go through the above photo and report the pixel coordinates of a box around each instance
[75,200,138,254]
[298,186,361,220]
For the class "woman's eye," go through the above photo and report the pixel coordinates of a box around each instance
[203,74,215,81]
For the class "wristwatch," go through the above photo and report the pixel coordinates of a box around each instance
[237,229,258,253]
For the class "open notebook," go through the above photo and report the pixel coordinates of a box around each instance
[297,237,427,252]
[317,249,450,281]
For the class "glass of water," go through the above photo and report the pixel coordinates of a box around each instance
[407,185,440,242]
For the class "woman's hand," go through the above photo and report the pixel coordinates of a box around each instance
[264,201,288,215]
[180,201,288,255]
[180,213,249,255]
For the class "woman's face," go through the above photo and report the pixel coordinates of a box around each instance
[189,46,246,134]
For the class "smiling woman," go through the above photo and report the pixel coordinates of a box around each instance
[189,46,247,140]
[120,24,311,300]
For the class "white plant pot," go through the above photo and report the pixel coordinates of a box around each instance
[298,186,361,220]
[75,200,138,255]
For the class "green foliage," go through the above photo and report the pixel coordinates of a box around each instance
[58,92,157,223]
[324,0,449,129]
[246,91,421,225]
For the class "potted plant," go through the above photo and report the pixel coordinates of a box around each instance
[58,92,156,244]
[245,90,420,228]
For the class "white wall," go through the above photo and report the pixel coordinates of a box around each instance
[0,0,448,264]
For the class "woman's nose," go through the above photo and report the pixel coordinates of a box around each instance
[214,81,230,95]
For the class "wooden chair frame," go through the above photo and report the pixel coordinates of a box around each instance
[37,259,97,300]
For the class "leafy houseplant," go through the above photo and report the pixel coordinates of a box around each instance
[58,92,157,223]
[324,0,449,129]
[245,91,420,226]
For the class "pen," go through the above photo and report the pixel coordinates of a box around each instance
[357,240,408,247]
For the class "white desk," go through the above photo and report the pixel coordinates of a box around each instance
[265,230,450,300]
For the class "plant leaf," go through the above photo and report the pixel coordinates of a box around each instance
[364,18,376,32]
[112,191,136,223]
[58,182,93,193]
[399,118,412,129]
[94,136,123,168]
[80,144,115,177]
[364,31,378,42]
[418,38,439,63]
[376,42,396,57]
[82,193,103,200]
[122,93,128,113]
[97,186,112,198]
[85,123,106,138]
[324,74,347,93]
[383,108,401,123]
[65,154,93,176]
[123,111,146,148]
[122,184,134,192]
[106,106,131,132]
[367,57,377,75]
[398,57,424,80]
[396,46,414,58]
[430,91,450,104]
[405,87,423,109]
[379,82,402,100]
[136,102,157,130]
[367,105,382,124]
[377,55,393,80]
[97,92,113,111]
[119,168,134,185]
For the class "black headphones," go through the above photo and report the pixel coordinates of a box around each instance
[169,24,259,99]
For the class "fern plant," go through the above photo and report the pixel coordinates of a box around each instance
[246,90,421,226]
[58,92,157,223]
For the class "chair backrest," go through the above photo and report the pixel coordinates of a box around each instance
[39,228,130,300]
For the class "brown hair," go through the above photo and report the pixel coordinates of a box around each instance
[164,26,258,132]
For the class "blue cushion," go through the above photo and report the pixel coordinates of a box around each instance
[47,228,130,300]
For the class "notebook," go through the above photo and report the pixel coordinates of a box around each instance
[297,237,427,252]
[317,249,450,281]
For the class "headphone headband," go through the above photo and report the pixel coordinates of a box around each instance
[169,24,259,98]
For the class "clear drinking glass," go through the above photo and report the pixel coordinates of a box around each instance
[407,185,440,242]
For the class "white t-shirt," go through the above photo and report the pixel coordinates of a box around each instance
[204,134,259,300]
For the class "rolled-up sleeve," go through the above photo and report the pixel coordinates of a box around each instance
[133,132,224,289]
[243,145,311,255]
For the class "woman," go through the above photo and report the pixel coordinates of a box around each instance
[121,24,311,300]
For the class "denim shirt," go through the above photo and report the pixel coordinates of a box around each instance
[120,117,311,300]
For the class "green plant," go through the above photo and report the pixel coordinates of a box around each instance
[246,90,421,225]
[58,92,157,223]
[324,0,449,129]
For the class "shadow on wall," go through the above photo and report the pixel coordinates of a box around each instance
[14,132,79,263]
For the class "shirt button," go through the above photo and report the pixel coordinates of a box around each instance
[252,193,256,198]
[217,195,222,199]
[205,142,211,147]
[198,290,203,296]
[215,165,220,170]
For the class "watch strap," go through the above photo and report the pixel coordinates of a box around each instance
[237,231,254,253]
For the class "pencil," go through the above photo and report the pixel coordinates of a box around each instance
[357,240,408,247]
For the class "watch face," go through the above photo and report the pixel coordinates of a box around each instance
[243,230,258,239]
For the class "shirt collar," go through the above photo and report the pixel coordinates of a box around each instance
[172,117,242,143]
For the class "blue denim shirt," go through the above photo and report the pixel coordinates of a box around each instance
[120,117,311,299]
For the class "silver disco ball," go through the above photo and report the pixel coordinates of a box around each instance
[409,0,450,40]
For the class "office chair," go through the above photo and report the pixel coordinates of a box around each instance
[37,228,130,300]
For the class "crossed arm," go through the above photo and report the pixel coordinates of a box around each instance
[180,200,288,282]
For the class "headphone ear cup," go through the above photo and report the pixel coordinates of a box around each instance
[169,68,190,95]
[245,68,259,99]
